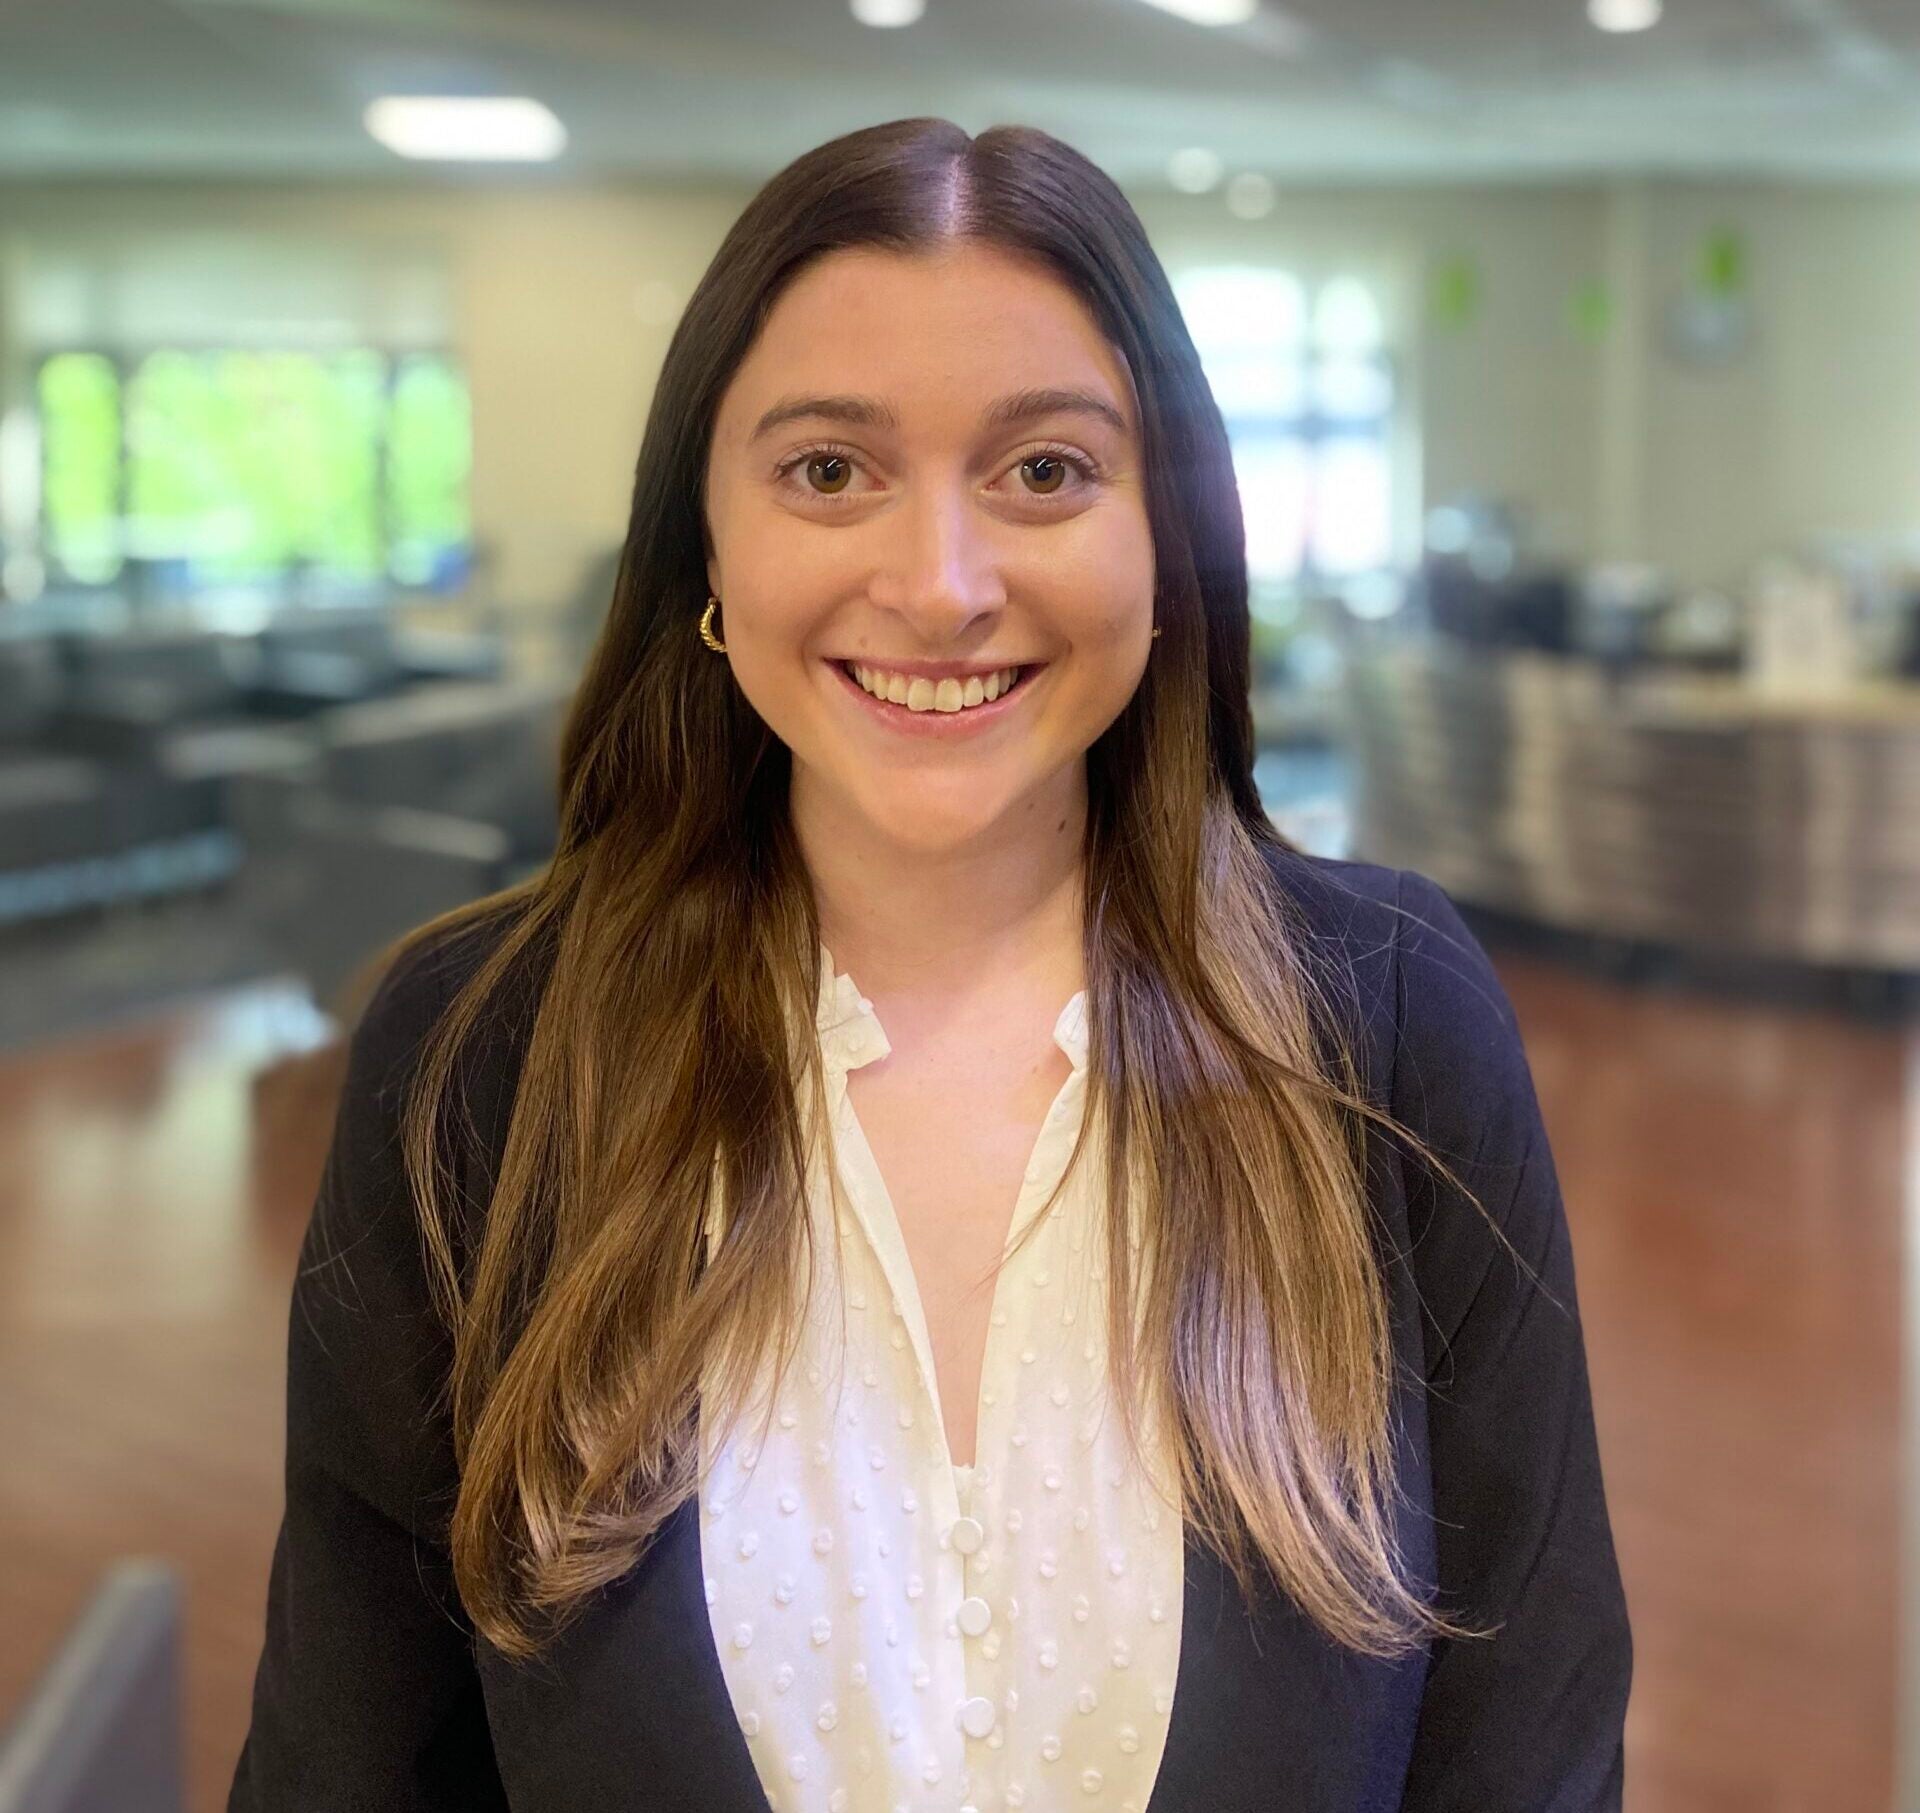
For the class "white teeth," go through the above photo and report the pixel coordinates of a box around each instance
[851,664,1020,713]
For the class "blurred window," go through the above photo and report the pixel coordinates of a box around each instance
[36,346,472,590]
[1174,268,1395,584]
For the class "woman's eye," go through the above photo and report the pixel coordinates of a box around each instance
[801,452,854,496]
[776,444,1099,506]
[1021,453,1072,496]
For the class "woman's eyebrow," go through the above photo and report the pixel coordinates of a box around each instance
[747,386,1131,443]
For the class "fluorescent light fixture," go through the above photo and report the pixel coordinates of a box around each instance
[1136,0,1260,23]
[1588,0,1662,32]
[364,96,566,162]
[851,0,925,23]
[1168,146,1225,193]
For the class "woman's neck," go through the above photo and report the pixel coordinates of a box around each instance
[792,766,1087,1011]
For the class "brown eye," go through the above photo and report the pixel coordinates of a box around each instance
[808,454,852,495]
[1022,454,1067,495]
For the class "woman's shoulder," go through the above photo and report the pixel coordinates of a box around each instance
[1266,849,1570,1345]
[1257,842,1413,1070]
[1260,842,1529,1109]
[1260,841,1407,951]
[350,898,550,1064]
[340,901,551,1199]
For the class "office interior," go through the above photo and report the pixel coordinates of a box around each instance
[0,1,1916,1808]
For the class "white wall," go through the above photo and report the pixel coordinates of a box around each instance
[1633,180,1920,588]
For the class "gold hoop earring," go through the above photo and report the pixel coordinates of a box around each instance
[699,595,727,653]
[1150,625,1163,639]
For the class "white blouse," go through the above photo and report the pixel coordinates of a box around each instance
[698,946,1185,1813]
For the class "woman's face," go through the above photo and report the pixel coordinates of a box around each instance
[702,240,1155,856]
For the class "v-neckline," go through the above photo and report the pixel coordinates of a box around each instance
[824,1049,1087,1527]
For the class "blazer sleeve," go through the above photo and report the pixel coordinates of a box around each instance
[228,937,509,1812]
[1390,870,1633,1813]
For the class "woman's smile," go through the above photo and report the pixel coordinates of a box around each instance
[826,655,1046,738]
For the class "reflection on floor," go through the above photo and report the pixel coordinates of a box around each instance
[0,927,1902,1811]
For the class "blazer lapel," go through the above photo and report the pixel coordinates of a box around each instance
[475,1489,773,1811]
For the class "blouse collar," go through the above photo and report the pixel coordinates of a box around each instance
[815,943,1088,1079]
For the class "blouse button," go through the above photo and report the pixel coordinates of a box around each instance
[959,1695,997,1738]
[957,1595,992,1636]
[950,1514,985,1554]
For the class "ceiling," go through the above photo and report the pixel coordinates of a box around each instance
[2,0,1920,186]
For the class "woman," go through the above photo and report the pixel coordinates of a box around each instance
[230,117,1631,1812]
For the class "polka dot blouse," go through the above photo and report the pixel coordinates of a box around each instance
[697,945,1185,1813]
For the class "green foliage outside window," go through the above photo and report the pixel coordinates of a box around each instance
[36,345,473,589]
[39,353,122,585]
[387,354,473,586]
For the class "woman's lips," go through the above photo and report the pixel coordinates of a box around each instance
[827,659,1041,738]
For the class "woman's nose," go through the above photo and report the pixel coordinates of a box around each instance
[871,482,1008,633]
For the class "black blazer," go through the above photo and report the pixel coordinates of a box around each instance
[228,848,1632,1811]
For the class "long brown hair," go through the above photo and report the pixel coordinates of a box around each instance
[370,116,1540,1666]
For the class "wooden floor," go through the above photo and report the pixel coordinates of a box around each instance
[0,947,1903,1811]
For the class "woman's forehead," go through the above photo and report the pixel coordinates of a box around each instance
[720,252,1139,441]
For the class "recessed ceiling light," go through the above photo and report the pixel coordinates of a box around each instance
[364,96,566,162]
[1588,0,1662,32]
[1168,147,1225,193]
[1226,171,1277,218]
[1136,0,1260,23]
[850,0,925,24]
